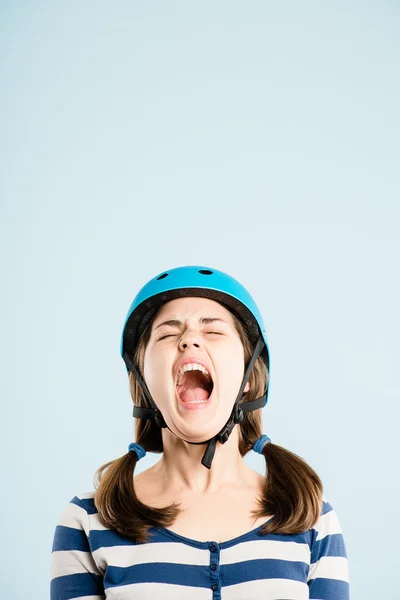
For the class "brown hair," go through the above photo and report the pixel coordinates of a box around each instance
[93,304,323,543]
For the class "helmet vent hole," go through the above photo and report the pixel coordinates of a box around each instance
[156,273,169,280]
[198,269,213,275]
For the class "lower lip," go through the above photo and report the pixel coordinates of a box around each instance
[176,388,214,410]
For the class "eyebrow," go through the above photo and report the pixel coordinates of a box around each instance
[154,317,228,331]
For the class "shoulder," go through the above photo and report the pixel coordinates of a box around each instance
[61,490,97,511]
[312,497,345,540]
[307,497,349,593]
[54,491,98,537]
[308,496,348,563]
[51,491,105,596]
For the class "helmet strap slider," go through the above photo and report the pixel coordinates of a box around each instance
[154,410,167,429]
[217,419,235,444]
[233,404,244,424]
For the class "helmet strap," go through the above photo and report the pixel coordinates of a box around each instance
[199,335,266,468]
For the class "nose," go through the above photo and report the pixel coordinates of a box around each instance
[179,329,201,350]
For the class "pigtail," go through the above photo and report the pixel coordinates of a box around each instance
[251,442,323,535]
[93,450,180,544]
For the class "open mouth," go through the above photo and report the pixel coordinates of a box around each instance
[176,368,214,405]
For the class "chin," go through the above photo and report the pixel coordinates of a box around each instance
[172,413,228,444]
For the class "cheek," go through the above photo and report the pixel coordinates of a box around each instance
[215,346,246,387]
[142,347,159,388]
[143,347,171,391]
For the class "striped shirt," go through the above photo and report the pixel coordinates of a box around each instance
[50,491,349,600]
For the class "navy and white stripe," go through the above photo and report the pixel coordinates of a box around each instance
[50,491,349,599]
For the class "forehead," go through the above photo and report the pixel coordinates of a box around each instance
[153,296,234,324]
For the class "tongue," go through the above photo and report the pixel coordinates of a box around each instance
[176,370,212,403]
[180,387,210,403]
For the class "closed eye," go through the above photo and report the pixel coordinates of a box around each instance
[158,331,223,340]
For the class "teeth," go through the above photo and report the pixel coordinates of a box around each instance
[184,400,208,403]
[176,363,211,386]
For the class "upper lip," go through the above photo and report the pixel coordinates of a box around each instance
[174,356,213,385]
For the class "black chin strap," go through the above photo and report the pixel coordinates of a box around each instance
[123,335,268,469]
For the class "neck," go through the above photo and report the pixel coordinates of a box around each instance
[156,427,251,494]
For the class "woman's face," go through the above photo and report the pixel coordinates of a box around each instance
[143,296,250,442]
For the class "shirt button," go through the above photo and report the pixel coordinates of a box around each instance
[210,544,217,552]
[210,563,217,571]
[211,583,218,591]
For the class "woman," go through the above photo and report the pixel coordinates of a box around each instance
[50,265,350,599]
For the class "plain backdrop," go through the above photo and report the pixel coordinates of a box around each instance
[1,2,399,599]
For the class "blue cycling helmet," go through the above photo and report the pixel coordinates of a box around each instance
[121,265,270,469]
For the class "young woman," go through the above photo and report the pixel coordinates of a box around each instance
[50,265,350,600]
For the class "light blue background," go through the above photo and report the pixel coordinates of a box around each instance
[1,2,399,599]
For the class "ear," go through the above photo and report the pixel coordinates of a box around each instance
[244,382,250,393]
